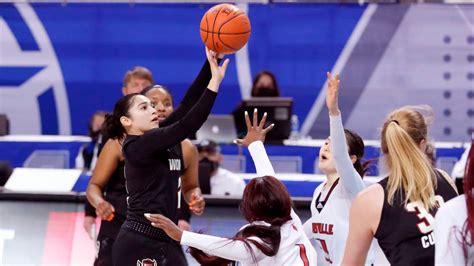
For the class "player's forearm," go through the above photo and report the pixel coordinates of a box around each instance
[248,141,275,177]
[86,183,106,208]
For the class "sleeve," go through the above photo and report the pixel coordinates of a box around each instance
[434,200,465,266]
[84,199,96,218]
[329,114,365,196]
[180,231,266,263]
[247,141,304,228]
[125,89,217,161]
[247,141,276,177]
[160,60,215,127]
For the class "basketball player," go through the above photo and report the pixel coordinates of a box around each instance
[83,66,154,243]
[342,105,458,265]
[86,82,205,264]
[145,110,317,265]
[435,141,474,265]
[302,72,375,265]
[101,48,228,265]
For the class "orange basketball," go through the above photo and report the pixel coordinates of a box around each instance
[200,4,251,54]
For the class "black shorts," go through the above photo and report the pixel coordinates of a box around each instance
[94,236,114,266]
[112,228,187,266]
[93,218,123,266]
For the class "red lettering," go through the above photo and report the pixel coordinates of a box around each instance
[312,223,334,235]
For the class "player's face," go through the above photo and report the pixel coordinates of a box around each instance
[318,137,337,174]
[124,77,152,95]
[126,95,159,133]
[146,88,174,122]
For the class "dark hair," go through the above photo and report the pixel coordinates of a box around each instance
[461,141,474,260]
[251,70,280,97]
[189,175,292,265]
[123,66,153,87]
[344,129,370,177]
[140,84,174,103]
[196,139,219,154]
[101,93,139,142]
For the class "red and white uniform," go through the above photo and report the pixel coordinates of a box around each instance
[435,195,473,265]
[180,141,317,265]
[303,114,375,265]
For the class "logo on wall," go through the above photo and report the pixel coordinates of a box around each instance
[0,3,70,135]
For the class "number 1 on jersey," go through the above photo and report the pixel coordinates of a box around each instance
[316,238,333,264]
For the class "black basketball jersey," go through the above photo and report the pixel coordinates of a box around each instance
[123,89,216,226]
[374,170,457,266]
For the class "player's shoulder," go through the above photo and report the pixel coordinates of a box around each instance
[352,184,384,212]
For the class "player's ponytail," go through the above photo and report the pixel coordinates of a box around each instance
[102,93,138,142]
[381,107,437,210]
[189,176,292,265]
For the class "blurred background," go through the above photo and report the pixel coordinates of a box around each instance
[0,0,472,265]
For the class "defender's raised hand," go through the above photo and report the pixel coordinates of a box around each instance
[326,72,341,116]
[234,109,274,147]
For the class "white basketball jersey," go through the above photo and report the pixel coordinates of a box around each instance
[304,180,376,265]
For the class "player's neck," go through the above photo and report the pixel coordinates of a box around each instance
[325,173,339,188]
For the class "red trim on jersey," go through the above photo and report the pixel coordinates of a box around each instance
[296,244,310,266]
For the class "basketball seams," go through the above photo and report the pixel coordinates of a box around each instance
[211,6,223,52]
[218,12,249,52]
[199,29,251,35]
[203,13,209,43]
[218,12,247,34]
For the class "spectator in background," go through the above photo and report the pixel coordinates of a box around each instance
[197,139,246,197]
[76,111,107,172]
[251,70,280,97]
[121,66,154,95]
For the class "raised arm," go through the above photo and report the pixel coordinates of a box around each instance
[125,52,230,160]
[326,72,365,196]
[160,49,223,127]
[235,110,303,227]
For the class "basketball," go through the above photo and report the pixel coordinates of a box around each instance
[200,4,251,54]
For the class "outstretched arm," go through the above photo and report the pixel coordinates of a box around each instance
[145,213,265,263]
[234,109,275,176]
[124,51,230,160]
[160,49,224,127]
[235,110,303,227]
[326,72,365,196]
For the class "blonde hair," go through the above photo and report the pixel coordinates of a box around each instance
[381,107,437,210]
[123,66,154,87]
